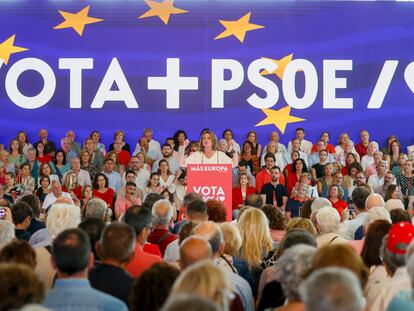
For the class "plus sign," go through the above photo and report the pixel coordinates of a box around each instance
[148,58,199,109]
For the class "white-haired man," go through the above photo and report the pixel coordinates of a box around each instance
[147,199,177,256]
[315,207,348,248]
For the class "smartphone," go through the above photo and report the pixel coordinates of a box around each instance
[0,208,6,220]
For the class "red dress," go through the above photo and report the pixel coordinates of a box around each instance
[232,186,256,210]
[329,198,348,220]
[117,150,131,167]
[36,155,52,164]
[93,188,115,208]
[286,173,300,196]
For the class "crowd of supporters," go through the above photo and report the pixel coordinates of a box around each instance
[0,127,414,310]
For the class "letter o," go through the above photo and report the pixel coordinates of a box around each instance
[5,58,56,109]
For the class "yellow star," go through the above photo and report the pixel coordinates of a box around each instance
[0,35,28,65]
[139,0,188,25]
[214,12,264,43]
[255,106,305,134]
[260,54,293,80]
[54,5,104,36]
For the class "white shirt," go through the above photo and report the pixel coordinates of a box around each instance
[159,174,176,193]
[371,267,411,311]
[368,173,384,190]
[365,265,390,307]
[164,239,180,262]
[184,151,234,166]
[62,170,91,187]
[152,156,180,174]
[343,212,367,239]
[288,139,313,156]
[361,155,374,171]
[134,169,150,191]
[284,150,309,167]
[263,142,287,154]
[42,191,72,209]
[260,152,287,171]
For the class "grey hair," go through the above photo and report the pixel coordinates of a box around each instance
[152,199,174,225]
[161,294,220,311]
[380,234,407,274]
[85,198,107,220]
[300,267,364,311]
[183,192,203,208]
[407,241,414,287]
[275,244,316,301]
[46,203,81,239]
[26,147,36,154]
[363,207,391,229]
[316,207,340,234]
[0,220,15,249]
[311,198,332,212]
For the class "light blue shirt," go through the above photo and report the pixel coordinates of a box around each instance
[387,290,414,311]
[104,170,122,193]
[43,279,128,311]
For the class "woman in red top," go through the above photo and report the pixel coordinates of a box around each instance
[328,184,348,221]
[232,173,256,210]
[93,173,115,209]
[283,150,300,183]
[341,153,358,176]
[62,171,83,201]
[35,142,52,164]
[286,158,308,196]
[311,131,336,154]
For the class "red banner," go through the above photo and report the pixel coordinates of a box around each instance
[187,164,233,222]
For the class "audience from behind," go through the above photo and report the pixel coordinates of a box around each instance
[142,192,164,210]
[164,221,198,263]
[206,199,227,223]
[84,198,108,220]
[300,267,365,311]
[15,194,45,235]
[171,260,233,311]
[387,240,414,310]
[261,205,286,243]
[272,245,316,311]
[285,217,317,237]
[43,228,128,310]
[360,220,392,306]
[172,193,204,233]
[161,294,220,311]
[0,263,45,311]
[343,186,371,239]
[0,220,15,250]
[244,193,264,208]
[89,223,136,306]
[385,198,405,212]
[130,262,180,311]
[390,209,412,224]
[314,207,348,247]
[78,217,106,261]
[0,240,36,269]
[148,199,177,256]
[123,206,162,277]
[372,222,414,310]
[11,202,33,241]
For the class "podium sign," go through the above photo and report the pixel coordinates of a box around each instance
[187,164,233,222]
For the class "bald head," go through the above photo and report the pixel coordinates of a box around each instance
[192,221,224,255]
[365,193,385,210]
[179,236,212,269]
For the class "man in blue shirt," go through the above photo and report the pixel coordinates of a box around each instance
[43,228,128,311]
[103,158,122,193]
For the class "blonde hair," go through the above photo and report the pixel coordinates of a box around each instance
[286,217,317,237]
[238,208,272,267]
[220,222,242,257]
[62,171,78,190]
[172,260,231,309]
[199,130,218,152]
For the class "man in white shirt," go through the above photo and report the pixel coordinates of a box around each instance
[63,157,91,187]
[263,131,287,154]
[152,143,180,174]
[287,128,313,156]
[134,128,162,160]
[368,160,387,190]
[124,156,150,191]
[343,186,370,239]
[42,180,72,210]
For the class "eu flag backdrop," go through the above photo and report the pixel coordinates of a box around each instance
[0,0,413,148]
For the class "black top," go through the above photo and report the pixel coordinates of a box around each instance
[34,140,56,155]
[15,229,31,241]
[89,263,134,306]
[261,183,288,207]
[258,280,285,311]
[312,163,326,179]
[27,218,45,235]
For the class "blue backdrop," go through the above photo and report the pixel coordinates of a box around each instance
[0,0,413,149]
